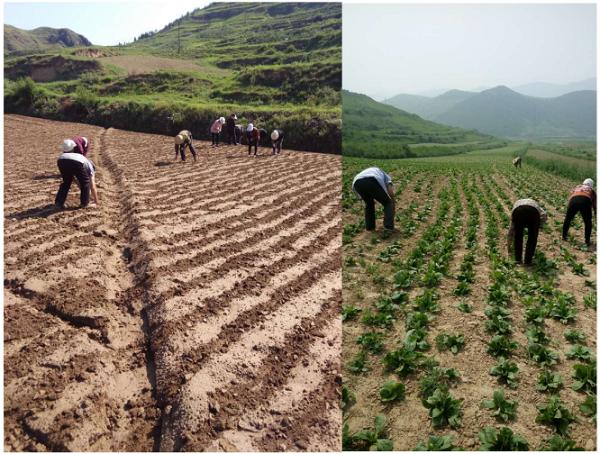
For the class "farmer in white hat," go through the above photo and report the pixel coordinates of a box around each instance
[507,199,547,265]
[55,139,99,209]
[246,123,261,156]
[563,178,596,246]
[210,117,226,148]
[352,167,395,231]
[271,129,284,155]
[174,130,197,162]
[226,114,240,145]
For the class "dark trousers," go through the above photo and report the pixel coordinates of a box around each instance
[211,133,220,146]
[512,205,540,264]
[563,195,593,244]
[55,159,90,207]
[248,140,258,155]
[227,127,239,145]
[354,177,394,230]
[272,138,283,154]
[178,142,197,161]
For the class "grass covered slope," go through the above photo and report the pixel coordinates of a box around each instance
[4,2,341,153]
[4,24,91,55]
[343,90,502,159]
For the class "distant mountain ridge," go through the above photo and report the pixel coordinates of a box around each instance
[384,83,596,139]
[4,24,91,54]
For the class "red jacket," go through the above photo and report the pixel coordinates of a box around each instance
[72,136,89,156]
[570,185,596,212]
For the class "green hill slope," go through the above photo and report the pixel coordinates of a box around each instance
[343,90,501,158]
[384,89,475,119]
[4,24,91,55]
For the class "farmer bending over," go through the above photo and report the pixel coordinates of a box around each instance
[352,167,395,231]
[271,129,284,155]
[174,130,197,162]
[246,124,261,156]
[563,178,596,246]
[507,198,547,265]
[512,156,522,168]
[55,139,99,209]
[226,114,240,145]
[210,117,225,147]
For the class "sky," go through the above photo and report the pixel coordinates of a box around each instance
[343,3,597,100]
[4,1,208,45]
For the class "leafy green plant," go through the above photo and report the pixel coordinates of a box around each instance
[419,366,460,403]
[404,328,430,351]
[541,435,583,451]
[478,427,529,451]
[456,301,472,313]
[526,325,550,345]
[524,305,546,325]
[362,309,394,329]
[490,358,519,388]
[481,389,517,422]
[579,395,596,419]
[485,315,513,335]
[382,346,424,377]
[566,345,593,363]
[536,371,564,393]
[536,396,576,435]
[527,343,559,368]
[406,311,433,330]
[342,304,361,321]
[379,381,406,403]
[564,329,586,344]
[572,362,596,393]
[583,292,596,309]
[435,332,465,354]
[423,388,462,428]
[348,351,370,375]
[548,297,577,324]
[356,332,386,354]
[342,415,393,451]
[342,385,356,412]
[487,335,518,358]
[413,289,440,313]
[414,435,461,451]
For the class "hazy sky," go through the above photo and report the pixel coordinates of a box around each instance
[4,2,208,46]
[343,3,596,100]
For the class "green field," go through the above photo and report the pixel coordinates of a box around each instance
[342,146,597,450]
[4,2,341,153]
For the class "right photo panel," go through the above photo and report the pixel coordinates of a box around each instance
[342,3,597,451]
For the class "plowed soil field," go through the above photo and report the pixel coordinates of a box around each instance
[4,114,342,452]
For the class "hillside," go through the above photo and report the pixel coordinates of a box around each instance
[4,2,342,153]
[384,89,475,119]
[514,78,596,98]
[436,86,596,139]
[4,24,91,55]
[343,90,501,158]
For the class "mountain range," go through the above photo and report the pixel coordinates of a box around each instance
[384,84,596,139]
[4,24,91,54]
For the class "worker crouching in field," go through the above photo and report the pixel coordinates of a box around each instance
[271,129,284,155]
[226,114,240,145]
[210,117,226,147]
[507,198,547,265]
[563,178,596,246]
[174,130,197,162]
[55,140,99,209]
[246,124,261,156]
[512,156,522,168]
[352,167,395,231]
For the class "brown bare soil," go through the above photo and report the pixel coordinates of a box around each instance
[98,55,228,76]
[4,114,341,452]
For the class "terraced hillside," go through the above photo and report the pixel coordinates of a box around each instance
[4,114,342,451]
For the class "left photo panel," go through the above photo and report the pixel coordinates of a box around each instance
[3,2,342,451]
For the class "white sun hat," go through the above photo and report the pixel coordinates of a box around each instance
[175,134,185,145]
[62,139,76,152]
[219,117,225,124]
[583,178,594,188]
[271,130,279,141]
[247,123,254,132]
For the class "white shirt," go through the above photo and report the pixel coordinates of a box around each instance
[352,167,393,197]
[58,152,95,176]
